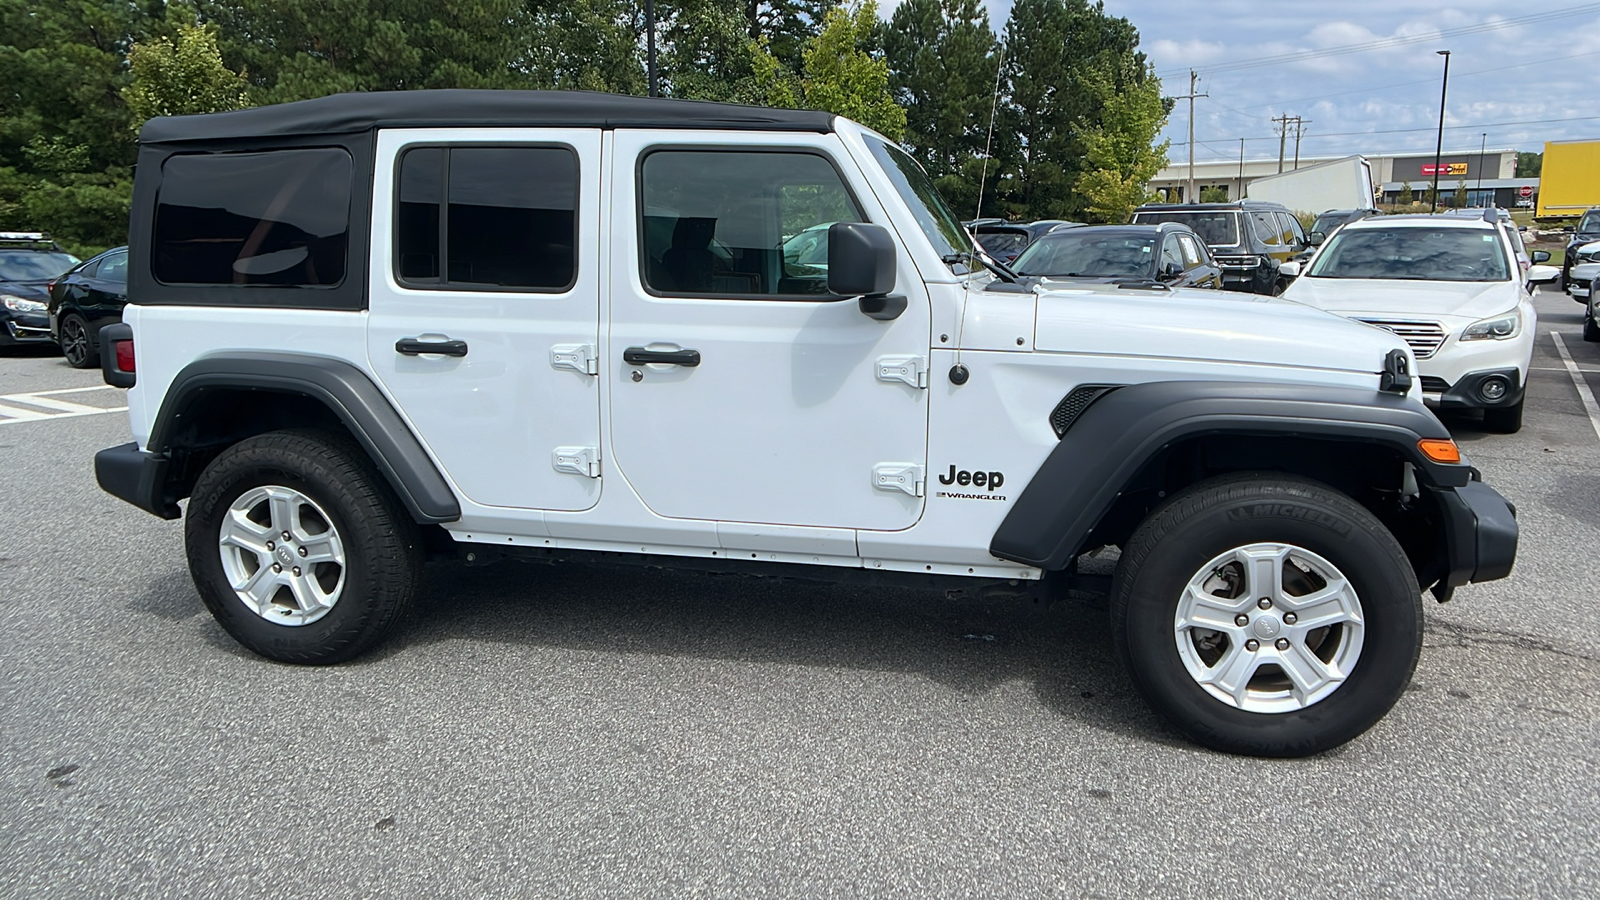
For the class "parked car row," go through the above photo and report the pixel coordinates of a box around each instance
[0,233,130,368]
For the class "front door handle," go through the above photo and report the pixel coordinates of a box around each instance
[623,346,700,367]
[396,337,468,357]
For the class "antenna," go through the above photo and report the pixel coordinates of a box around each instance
[975,41,1006,220]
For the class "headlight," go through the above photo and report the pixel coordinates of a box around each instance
[1,294,46,313]
[1460,310,1520,341]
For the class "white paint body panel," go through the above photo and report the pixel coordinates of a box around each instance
[365,128,604,512]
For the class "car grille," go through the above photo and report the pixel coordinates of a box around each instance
[1420,376,1451,394]
[1355,318,1447,359]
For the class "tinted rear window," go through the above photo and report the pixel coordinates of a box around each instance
[1132,211,1239,246]
[153,149,352,286]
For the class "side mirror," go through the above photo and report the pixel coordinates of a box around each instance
[1161,262,1183,279]
[828,222,896,296]
[1527,263,1559,285]
[1531,250,1551,264]
[1308,231,1326,246]
[1279,260,1301,278]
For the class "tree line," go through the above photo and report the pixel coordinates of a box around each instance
[0,0,1167,255]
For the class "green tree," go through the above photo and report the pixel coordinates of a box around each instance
[797,1,904,139]
[123,22,249,126]
[525,0,646,94]
[1515,150,1542,178]
[882,0,1000,178]
[1199,185,1229,203]
[1074,70,1168,222]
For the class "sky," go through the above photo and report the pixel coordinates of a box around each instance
[882,0,1600,165]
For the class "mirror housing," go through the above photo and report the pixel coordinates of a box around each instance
[1531,249,1551,264]
[1527,263,1559,285]
[1308,231,1326,246]
[1279,260,1301,278]
[828,222,897,297]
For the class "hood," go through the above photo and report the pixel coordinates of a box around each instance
[0,281,50,302]
[1280,276,1519,324]
[1032,284,1405,376]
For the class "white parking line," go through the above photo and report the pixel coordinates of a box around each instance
[1550,331,1600,444]
[0,386,127,426]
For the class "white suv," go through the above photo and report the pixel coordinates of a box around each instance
[1282,211,1553,433]
[92,91,1519,757]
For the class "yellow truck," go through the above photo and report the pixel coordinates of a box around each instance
[1536,139,1600,220]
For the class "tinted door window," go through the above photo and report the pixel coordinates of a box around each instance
[1175,234,1205,268]
[1250,212,1283,247]
[154,149,351,286]
[640,150,863,297]
[1159,239,1184,276]
[395,145,578,291]
[1281,213,1306,247]
[97,251,128,284]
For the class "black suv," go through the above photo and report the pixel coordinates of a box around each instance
[0,233,80,351]
[1011,223,1221,289]
[967,219,1082,265]
[48,245,129,368]
[1308,208,1378,245]
[1130,201,1308,294]
[1562,208,1600,289]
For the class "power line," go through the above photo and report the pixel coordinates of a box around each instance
[1155,3,1600,78]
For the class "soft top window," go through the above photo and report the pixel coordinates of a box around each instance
[153,148,352,287]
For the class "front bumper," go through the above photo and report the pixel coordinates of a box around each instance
[2,312,53,344]
[1430,480,1518,594]
[95,442,180,519]
[1566,264,1598,299]
[1424,367,1525,411]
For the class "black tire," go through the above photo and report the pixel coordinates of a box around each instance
[185,429,423,664]
[1584,308,1600,342]
[59,313,98,369]
[1112,474,1422,757]
[1482,399,1524,434]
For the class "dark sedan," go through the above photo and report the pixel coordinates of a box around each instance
[1011,223,1222,289]
[970,220,1082,265]
[47,245,128,368]
[0,233,80,353]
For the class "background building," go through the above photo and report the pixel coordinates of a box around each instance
[1150,149,1526,209]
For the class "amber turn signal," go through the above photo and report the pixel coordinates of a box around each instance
[1417,439,1461,464]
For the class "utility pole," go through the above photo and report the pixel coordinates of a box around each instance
[1175,70,1208,202]
[1273,114,1290,173]
[1238,137,1245,201]
[1292,117,1309,170]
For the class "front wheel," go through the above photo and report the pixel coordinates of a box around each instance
[1583,308,1600,342]
[1112,475,1422,757]
[185,429,423,664]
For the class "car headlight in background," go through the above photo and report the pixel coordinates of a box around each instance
[1460,310,1521,341]
[1,294,46,313]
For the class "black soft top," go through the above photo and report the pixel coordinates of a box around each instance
[139,89,836,144]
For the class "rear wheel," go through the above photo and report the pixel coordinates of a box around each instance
[1483,399,1524,434]
[185,429,422,664]
[59,314,98,369]
[1583,306,1600,342]
[1112,474,1422,757]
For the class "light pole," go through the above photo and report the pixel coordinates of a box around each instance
[1477,132,1487,204]
[1430,49,1451,214]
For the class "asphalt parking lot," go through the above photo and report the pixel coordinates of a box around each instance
[2,288,1597,897]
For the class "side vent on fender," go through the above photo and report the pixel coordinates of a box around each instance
[1049,384,1123,438]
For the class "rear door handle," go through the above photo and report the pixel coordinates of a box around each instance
[623,347,700,367]
[396,337,468,357]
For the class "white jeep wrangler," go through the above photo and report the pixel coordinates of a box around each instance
[95,91,1517,756]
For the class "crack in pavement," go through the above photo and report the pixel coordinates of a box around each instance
[1424,619,1600,665]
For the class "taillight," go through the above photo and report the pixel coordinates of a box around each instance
[114,339,135,373]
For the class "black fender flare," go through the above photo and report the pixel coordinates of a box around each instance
[989,380,1472,570]
[148,352,461,523]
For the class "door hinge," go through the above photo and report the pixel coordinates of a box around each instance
[550,343,599,375]
[872,462,925,497]
[552,446,601,478]
[876,355,928,389]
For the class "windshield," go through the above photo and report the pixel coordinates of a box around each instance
[0,250,79,282]
[1014,232,1155,278]
[865,138,971,266]
[1580,211,1600,235]
[1132,210,1238,246]
[1307,227,1509,282]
